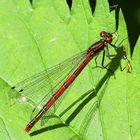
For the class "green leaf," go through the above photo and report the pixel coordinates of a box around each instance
[0,0,139,140]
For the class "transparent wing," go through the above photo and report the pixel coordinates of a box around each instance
[9,51,87,122]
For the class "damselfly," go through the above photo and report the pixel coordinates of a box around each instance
[10,31,131,132]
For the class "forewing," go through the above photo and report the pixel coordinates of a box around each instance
[9,51,87,110]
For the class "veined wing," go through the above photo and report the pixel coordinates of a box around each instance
[9,51,87,111]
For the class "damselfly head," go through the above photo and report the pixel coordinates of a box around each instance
[100,31,113,44]
[100,31,112,38]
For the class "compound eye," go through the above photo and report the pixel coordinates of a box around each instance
[100,31,106,37]
[107,33,112,37]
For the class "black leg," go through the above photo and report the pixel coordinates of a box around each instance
[101,49,105,66]
[93,45,132,74]
[106,44,122,60]
[106,45,115,60]
[110,43,117,48]
[94,55,98,67]
[101,49,115,74]
[93,49,115,74]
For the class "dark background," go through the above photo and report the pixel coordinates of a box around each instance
[108,0,140,54]
[29,0,140,54]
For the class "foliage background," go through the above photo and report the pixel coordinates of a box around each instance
[0,0,140,140]
[108,0,140,53]
[65,0,140,53]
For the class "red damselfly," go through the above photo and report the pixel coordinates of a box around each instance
[10,31,131,132]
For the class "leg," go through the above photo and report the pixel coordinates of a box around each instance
[93,49,114,74]
[108,45,132,73]
[94,55,98,67]
[101,49,114,74]
[121,47,132,73]
[92,55,104,69]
